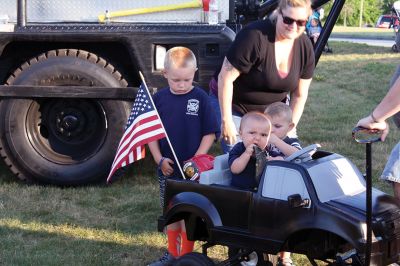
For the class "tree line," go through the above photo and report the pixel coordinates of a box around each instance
[323,0,396,27]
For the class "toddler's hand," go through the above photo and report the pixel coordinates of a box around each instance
[245,144,256,156]
[161,158,174,176]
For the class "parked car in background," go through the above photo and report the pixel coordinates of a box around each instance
[376,14,399,28]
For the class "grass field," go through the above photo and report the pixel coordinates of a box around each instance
[1,41,400,265]
[331,26,397,39]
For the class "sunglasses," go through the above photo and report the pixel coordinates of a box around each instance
[280,11,307,27]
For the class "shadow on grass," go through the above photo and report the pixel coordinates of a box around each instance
[0,223,167,265]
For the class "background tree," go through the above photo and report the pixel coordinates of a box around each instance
[322,0,389,27]
[363,0,382,26]
[380,0,394,14]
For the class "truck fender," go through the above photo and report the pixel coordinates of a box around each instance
[286,223,362,252]
[163,192,222,230]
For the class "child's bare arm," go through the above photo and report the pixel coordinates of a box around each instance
[148,141,174,176]
[195,133,216,155]
[148,141,162,164]
[268,134,299,156]
[230,144,254,174]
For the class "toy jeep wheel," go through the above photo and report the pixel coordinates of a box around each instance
[228,247,277,266]
[173,252,215,265]
[392,44,398,53]
[0,49,130,185]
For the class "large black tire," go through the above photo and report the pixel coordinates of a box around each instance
[173,252,215,266]
[0,49,131,185]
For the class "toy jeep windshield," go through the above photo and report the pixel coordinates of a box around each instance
[158,145,400,265]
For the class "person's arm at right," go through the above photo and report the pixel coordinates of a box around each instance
[230,144,254,174]
[148,141,174,176]
[373,76,400,121]
[357,76,400,140]
[218,57,241,145]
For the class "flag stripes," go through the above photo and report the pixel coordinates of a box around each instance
[107,83,166,183]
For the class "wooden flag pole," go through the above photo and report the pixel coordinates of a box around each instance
[138,72,186,179]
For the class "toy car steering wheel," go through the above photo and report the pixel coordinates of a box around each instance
[284,144,321,162]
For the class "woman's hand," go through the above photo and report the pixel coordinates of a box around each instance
[218,57,241,145]
[356,115,389,141]
[221,119,238,144]
[160,158,174,176]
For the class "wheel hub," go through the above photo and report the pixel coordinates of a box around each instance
[26,99,108,163]
[55,108,85,138]
[49,101,98,144]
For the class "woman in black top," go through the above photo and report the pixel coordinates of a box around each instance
[216,0,315,147]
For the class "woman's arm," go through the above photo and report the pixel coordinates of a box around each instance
[289,78,312,127]
[356,76,400,140]
[218,57,241,145]
[371,76,400,122]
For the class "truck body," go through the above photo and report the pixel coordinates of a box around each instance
[0,0,240,185]
[159,149,400,265]
[0,0,337,185]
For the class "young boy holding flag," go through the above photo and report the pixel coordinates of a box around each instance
[147,46,219,265]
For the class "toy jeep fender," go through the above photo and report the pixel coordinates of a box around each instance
[158,145,400,265]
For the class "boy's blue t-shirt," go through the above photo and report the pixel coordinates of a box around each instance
[153,86,219,178]
[228,142,257,190]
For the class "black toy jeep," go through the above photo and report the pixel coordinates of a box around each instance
[158,145,400,265]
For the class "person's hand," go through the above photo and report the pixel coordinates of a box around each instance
[356,115,389,141]
[160,158,174,176]
[268,133,280,146]
[221,119,238,145]
[245,143,256,157]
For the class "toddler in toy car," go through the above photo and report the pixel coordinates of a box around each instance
[228,111,272,191]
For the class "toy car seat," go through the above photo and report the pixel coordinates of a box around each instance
[199,154,232,185]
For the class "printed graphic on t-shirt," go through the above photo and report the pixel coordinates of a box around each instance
[186,99,199,116]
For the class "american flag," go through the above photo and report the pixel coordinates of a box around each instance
[107,83,166,183]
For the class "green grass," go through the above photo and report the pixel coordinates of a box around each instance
[331,26,397,39]
[1,42,400,265]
